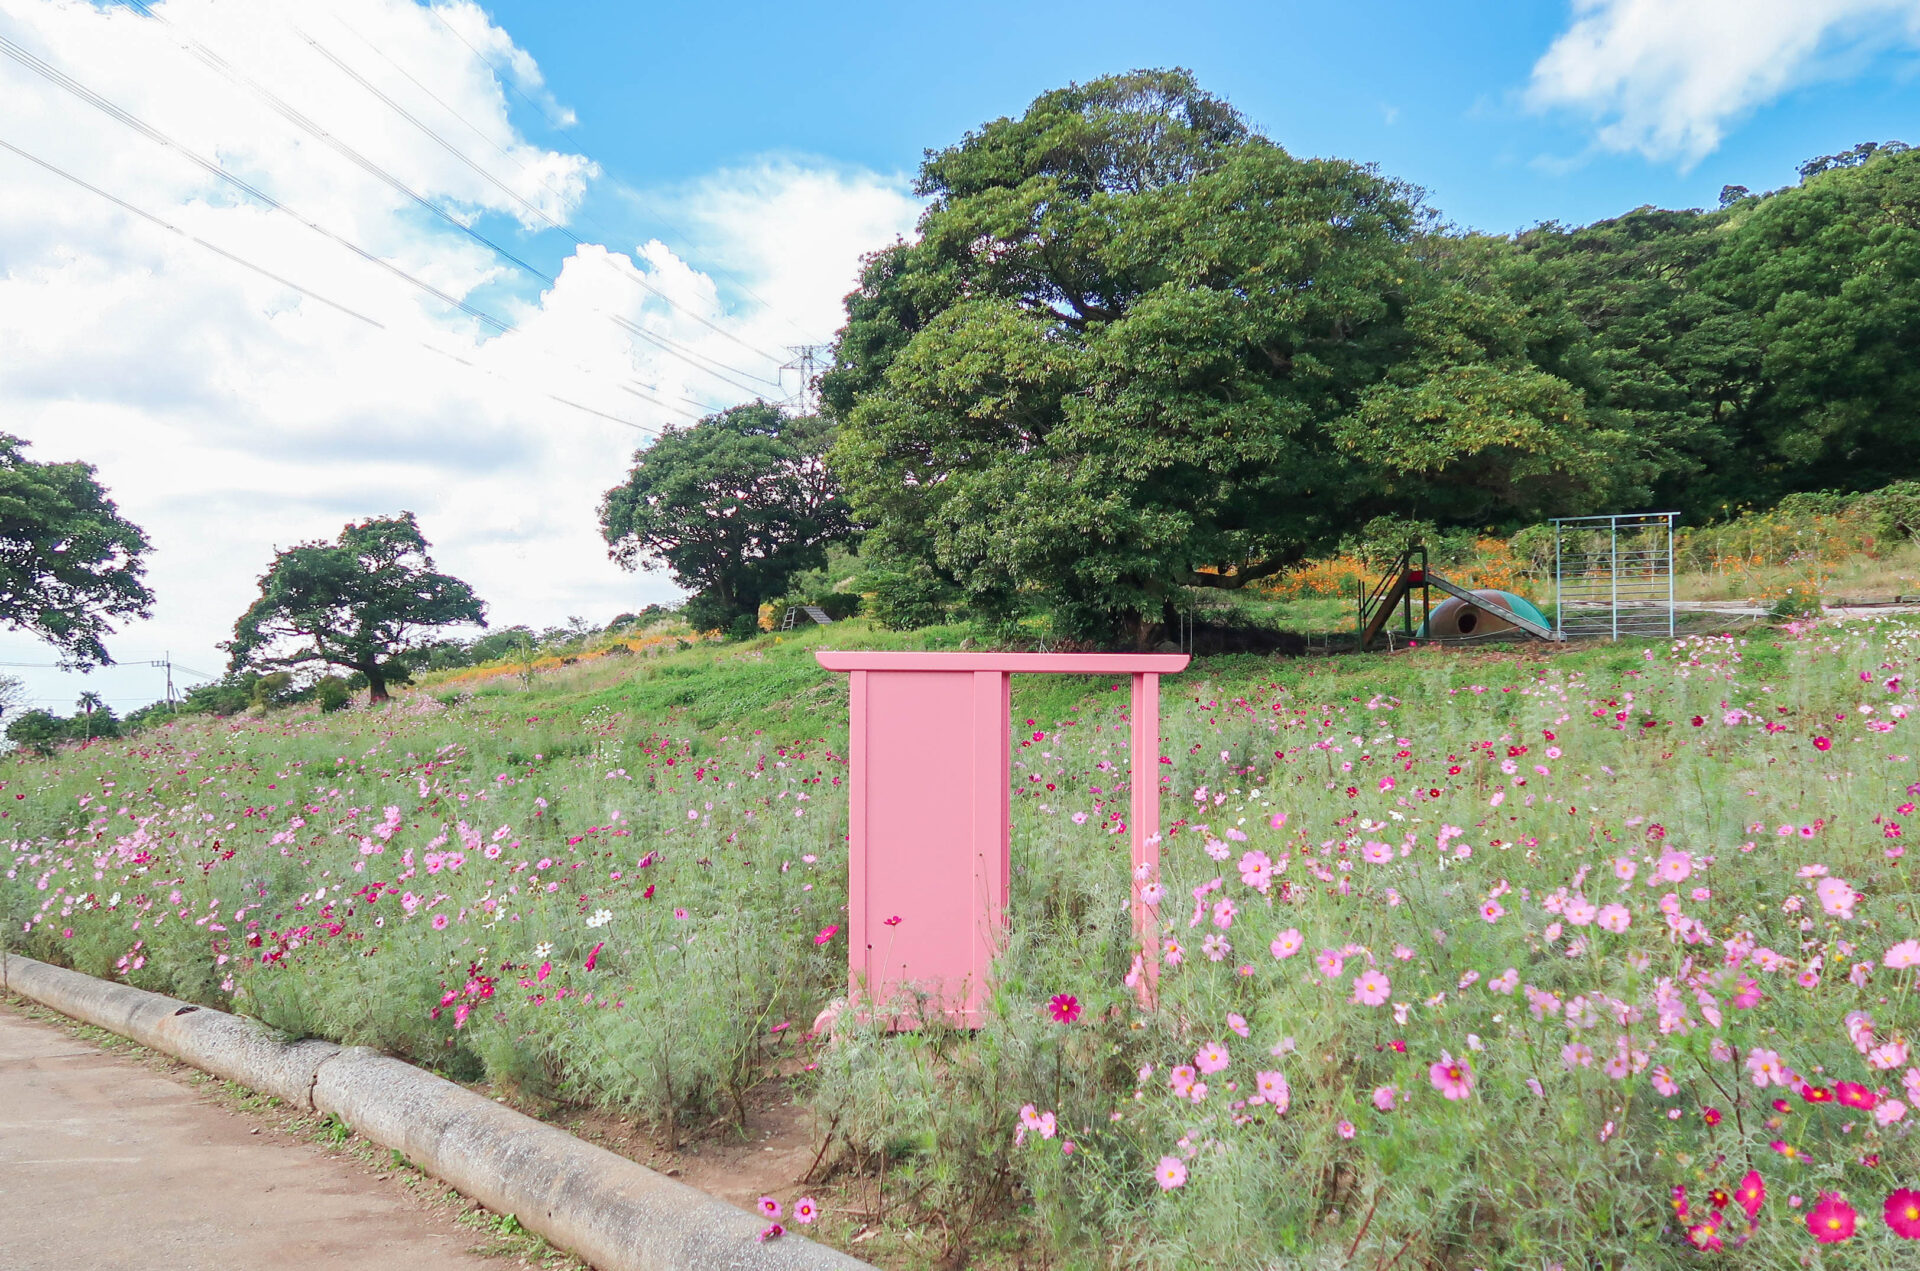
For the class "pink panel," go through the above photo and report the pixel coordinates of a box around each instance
[818,651,1189,674]
[1130,672,1161,1001]
[848,668,1008,1025]
[823,650,1187,1028]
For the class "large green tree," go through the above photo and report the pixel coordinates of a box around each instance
[824,70,1627,644]
[599,403,850,632]
[224,512,485,703]
[0,434,153,667]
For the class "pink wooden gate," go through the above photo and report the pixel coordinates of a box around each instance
[815,651,1189,1026]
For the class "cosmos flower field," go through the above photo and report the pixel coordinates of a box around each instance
[4,621,1918,1269]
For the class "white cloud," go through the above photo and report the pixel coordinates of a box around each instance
[1527,0,1920,165]
[0,0,920,714]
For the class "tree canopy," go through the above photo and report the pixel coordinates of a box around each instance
[0,433,153,667]
[824,70,1626,644]
[599,403,850,634]
[224,512,485,702]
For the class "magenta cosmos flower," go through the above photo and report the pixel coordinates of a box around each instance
[1807,1193,1856,1243]
[1047,993,1082,1024]
[813,924,838,945]
[1886,1189,1920,1239]
[1429,1052,1474,1100]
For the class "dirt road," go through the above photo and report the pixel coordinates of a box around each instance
[0,1000,512,1270]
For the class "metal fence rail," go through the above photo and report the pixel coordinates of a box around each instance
[1552,513,1677,640]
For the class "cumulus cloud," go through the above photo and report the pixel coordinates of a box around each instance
[1527,0,1920,165]
[0,0,920,712]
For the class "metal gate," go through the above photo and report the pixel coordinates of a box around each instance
[1551,513,1677,640]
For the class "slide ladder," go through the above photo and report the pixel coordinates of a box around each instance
[1356,546,1429,650]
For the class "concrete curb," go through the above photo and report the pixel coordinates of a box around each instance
[0,954,871,1271]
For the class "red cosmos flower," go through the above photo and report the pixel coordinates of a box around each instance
[1047,993,1082,1024]
[1709,1188,1732,1210]
[1703,1107,1723,1126]
[1835,1081,1876,1110]
[1686,1221,1723,1251]
[1691,716,1705,727]
[1807,1193,1856,1243]
[1734,1170,1766,1219]
[1813,736,1833,752]
[1800,1084,1834,1103]
[584,942,603,972]
[1886,1189,1920,1239]
[641,884,655,900]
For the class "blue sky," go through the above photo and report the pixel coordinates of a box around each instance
[488,0,1918,249]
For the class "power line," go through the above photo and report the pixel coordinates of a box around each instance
[0,135,687,433]
[0,32,706,424]
[389,2,810,349]
[111,0,785,398]
[300,16,794,367]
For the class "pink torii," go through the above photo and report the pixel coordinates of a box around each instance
[815,651,1190,1027]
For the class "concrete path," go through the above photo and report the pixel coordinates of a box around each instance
[0,1001,504,1270]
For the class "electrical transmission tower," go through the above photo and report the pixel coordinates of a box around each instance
[781,344,831,414]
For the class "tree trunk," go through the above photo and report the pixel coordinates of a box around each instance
[366,667,390,703]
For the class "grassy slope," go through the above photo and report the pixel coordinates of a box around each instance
[8,617,1918,1270]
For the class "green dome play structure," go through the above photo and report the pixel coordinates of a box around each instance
[1415,589,1552,640]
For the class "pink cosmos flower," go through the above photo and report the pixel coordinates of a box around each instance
[1870,1039,1910,1070]
[792,1197,818,1224]
[1254,1070,1290,1111]
[1430,1052,1474,1100]
[1746,1049,1788,1087]
[1596,904,1631,933]
[1195,1041,1231,1075]
[813,924,838,945]
[1226,1012,1249,1038]
[1270,928,1302,959]
[1479,899,1505,923]
[1885,939,1920,969]
[1315,949,1345,978]
[1155,1156,1188,1190]
[1372,1084,1397,1111]
[1874,1099,1907,1127]
[1168,1065,1197,1097]
[431,913,449,930]
[1351,970,1391,1006]
[1816,876,1856,918]
[1336,1119,1355,1139]
[757,1196,782,1220]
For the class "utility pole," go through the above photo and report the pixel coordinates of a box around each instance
[781,344,830,415]
[144,654,178,712]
